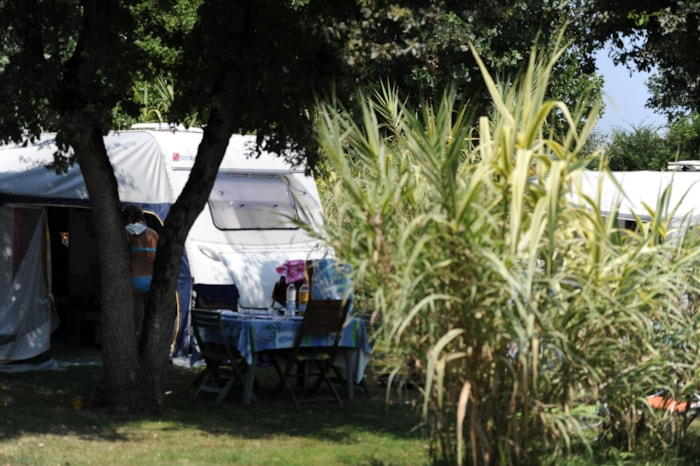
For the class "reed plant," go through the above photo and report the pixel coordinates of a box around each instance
[311,44,700,465]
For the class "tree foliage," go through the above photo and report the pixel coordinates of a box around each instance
[666,113,700,161]
[130,1,604,160]
[591,115,700,171]
[333,1,600,113]
[604,124,672,170]
[583,1,700,119]
[170,0,351,167]
[0,1,145,146]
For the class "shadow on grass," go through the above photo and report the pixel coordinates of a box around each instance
[9,362,700,465]
[173,364,425,446]
[0,363,425,449]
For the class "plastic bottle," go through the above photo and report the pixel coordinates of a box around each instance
[298,282,310,313]
[285,282,297,318]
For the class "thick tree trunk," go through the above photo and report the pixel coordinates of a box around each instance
[72,128,144,410]
[58,0,244,413]
[64,75,244,414]
[57,0,151,412]
[140,68,243,412]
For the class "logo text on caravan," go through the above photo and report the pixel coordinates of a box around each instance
[172,152,195,162]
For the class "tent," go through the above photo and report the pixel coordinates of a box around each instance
[572,170,700,231]
[0,127,329,369]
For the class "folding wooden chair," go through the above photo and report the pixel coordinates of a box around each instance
[190,308,248,403]
[270,299,351,406]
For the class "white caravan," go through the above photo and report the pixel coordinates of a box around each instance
[572,169,700,232]
[0,126,330,368]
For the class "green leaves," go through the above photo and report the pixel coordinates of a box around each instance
[313,38,700,464]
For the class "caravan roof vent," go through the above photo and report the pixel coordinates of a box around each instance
[668,160,700,172]
[130,123,201,133]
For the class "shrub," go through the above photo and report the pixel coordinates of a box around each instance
[312,45,700,465]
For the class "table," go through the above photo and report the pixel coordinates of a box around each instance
[214,310,372,404]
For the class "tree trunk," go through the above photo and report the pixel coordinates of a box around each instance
[57,0,149,412]
[71,118,242,414]
[58,0,244,413]
[74,115,239,413]
[72,127,144,410]
[138,67,243,412]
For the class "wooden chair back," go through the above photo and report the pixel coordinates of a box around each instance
[190,308,247,402]
[191,308,223,356]
[270,299,351,406]
[193,284,239,311]
[297,299,349,338]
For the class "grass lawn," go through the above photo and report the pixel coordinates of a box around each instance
[5,349,700,466]
[0,357,429,466]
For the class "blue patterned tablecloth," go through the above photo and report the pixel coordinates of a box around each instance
[217,311,371,368]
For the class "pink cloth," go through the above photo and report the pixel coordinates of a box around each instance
[275,259,306,283]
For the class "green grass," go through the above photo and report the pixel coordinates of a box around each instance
[0,363,428,465]
[5,359,700,466]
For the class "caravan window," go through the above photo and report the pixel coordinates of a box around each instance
[208,173,298,230]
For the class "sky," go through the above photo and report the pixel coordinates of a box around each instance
[594,49,667,134]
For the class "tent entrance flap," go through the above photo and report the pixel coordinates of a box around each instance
[0,205,53,362]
